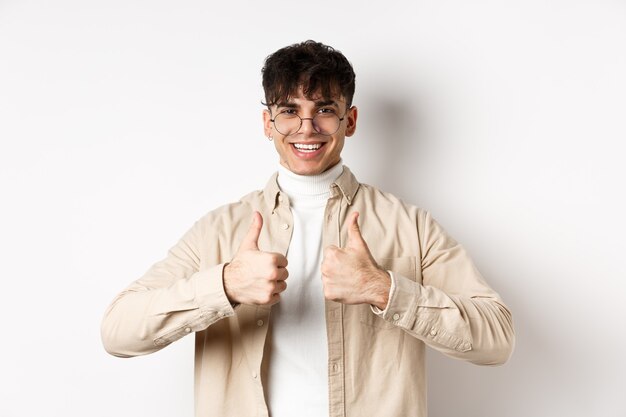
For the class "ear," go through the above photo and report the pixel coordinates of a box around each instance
[263,109,273,138]
[345,106,358,137]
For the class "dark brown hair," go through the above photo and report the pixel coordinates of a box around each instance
[262,40,356,108]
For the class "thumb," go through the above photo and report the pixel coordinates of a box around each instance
[346,212,366,249]
[240,211,263,251]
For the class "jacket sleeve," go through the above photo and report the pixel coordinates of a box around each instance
[374,210,515,365]
[101,220,235,358]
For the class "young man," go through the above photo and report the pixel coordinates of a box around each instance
[102,40,515,417]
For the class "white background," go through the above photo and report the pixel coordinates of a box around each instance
[1,1,625,416]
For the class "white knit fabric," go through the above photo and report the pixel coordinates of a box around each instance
[266,162,344,417]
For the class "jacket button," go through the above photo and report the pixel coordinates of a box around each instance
[257,320,264,327]
[392,313,400,321]
[281,223,289,230]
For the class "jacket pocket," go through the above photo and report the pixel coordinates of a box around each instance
[360,256,417,329]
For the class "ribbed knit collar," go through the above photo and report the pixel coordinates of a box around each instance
[277,162,344,208]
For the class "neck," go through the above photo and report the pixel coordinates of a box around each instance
[277,162,343,207]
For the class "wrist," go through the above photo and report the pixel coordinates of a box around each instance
[370,269,391,310]
[222,263,237,304]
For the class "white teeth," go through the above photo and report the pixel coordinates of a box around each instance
[293,143,322,152]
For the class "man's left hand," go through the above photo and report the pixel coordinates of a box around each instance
[321,212,391,310]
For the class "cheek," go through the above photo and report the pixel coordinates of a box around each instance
[330,138,345,154]
[277,140,289,152]
[275,140,291,160]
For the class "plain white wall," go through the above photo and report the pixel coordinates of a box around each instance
[1,1,625,416]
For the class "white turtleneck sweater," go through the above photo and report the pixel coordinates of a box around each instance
[266,162,344,417]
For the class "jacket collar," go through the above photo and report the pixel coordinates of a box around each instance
[263,165,361,211]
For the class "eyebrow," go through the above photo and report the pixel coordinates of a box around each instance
[314,99,339,107]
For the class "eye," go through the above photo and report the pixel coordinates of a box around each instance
[280,108,298,115]
[317,107,337,114]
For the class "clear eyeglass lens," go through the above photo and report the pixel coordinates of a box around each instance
[274,113,340,136]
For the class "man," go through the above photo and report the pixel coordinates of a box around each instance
[102,40,514,417]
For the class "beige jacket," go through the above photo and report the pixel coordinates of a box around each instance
[101,166,514,417]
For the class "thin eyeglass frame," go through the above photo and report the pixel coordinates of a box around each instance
[269,111,347,136]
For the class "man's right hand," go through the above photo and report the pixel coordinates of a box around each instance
[223,211,288,305]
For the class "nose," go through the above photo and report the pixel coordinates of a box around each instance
[298,117,316,135]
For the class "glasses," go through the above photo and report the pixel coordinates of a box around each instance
[270,110,346,136]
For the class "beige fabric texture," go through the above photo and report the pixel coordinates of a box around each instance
[101,166,515,417]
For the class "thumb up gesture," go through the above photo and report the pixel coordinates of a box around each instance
[321,212,391,310]
[223,212,289,305]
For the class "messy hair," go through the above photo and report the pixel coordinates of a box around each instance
[262,40,356,108]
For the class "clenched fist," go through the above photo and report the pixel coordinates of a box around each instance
[321,212,391,310]
[223,211,288,305]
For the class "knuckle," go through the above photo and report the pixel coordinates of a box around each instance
[261,293,274,305]
[321,262,336,276]
[274,253,286,263]
[269,253,281,265]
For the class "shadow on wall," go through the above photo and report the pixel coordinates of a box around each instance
[354,83,434,206]
[357,81,532,417]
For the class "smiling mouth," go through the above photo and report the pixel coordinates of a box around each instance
[292,142,325,153]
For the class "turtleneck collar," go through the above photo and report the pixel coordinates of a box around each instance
[277,161,344,208]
